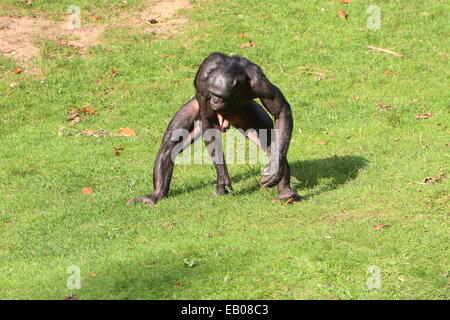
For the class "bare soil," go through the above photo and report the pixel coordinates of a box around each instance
[0,0,191,70]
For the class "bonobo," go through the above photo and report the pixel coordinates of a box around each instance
[127,52,301,206]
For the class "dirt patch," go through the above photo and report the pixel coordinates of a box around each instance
[125,0,191,37]
[0,0,191,69]
[0,16,104,66]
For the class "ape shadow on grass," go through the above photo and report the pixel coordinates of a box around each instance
[169,155,367,200]
[290,155,368,199]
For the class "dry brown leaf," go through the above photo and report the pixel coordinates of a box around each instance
[415,113,432,120]
[91,14,101,21]
[111,69,119,77]
[235,33,248,38]
[81,187,93,194]
[82,129,103,137]
[10,82,19,88]
[87,273,97,277]
[317,140,328,145]
[67,111,81,125]
[175,281,182,285]
[375,103,393,111]
[340,0,352,2]
[283,198,295,205]
[64,294,78,300]
[149,18,158,24]
[207,233,215,238]
[422,171,446,184]
[117,127,136,136]
[384,70,393,75]
[373,224,389,230]
[337,10,348,19]
[81,107,98,115]
[241,40,255,48]
[14,68,23,74]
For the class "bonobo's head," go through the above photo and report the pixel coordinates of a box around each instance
[206,66,247,111]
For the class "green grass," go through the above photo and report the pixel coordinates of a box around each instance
[0,0,449,299]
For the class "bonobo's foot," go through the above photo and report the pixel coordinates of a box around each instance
[275,190,302,202]
[214,184,232,196]
[126,194,160,206]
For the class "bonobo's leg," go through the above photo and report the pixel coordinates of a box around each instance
[228,101,302,201]
[127,99,201,206]
[201,116,232,196]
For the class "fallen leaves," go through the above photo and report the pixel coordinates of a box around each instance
[64,294,78,300]
[86,273,97,277]
[375,103,393,111]
[337,10,348,19]
[384,70,393,76]
[67,106,98,125]
[114,146,125,156]
[420,170,446,184]
[14,68,23,74]
[67,110,82,125]
[235,32,248,38]
[241,40,255,49]
[373,224,389,230]
[111,69,119,77]
[91,14,101,21]
[283,198,295,205]
[117,127,136,136]
[317,140,328,145]
[82,129,108,137]
[340,0,352,2]
[149,18,158,24]
[59,127,136,138]
[415,113,433,120]
[81,187,93,194]
[76,107,98,115]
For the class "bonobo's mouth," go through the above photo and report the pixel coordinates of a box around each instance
[210,94,225,111]
[217,113,230,132]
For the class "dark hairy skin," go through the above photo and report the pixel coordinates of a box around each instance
[128,52,301,206]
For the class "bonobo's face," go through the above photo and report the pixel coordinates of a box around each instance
[206,68,245,111]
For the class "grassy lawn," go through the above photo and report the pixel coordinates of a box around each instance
[0,0,448,299]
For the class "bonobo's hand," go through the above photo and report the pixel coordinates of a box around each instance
[261,156,285,188]
[127,194,160,206]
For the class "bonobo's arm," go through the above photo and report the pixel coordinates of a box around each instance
[127,99,200,206]
[246,65,294,188]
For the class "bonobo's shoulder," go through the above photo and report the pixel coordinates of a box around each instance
[230,55,266,79]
